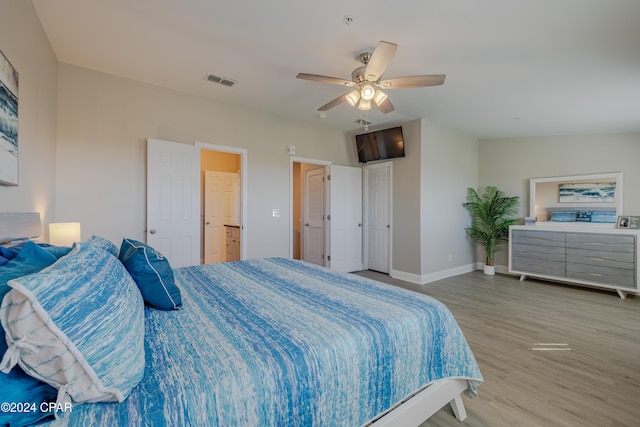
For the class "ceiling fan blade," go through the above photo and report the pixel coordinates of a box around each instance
[364,41,397,81]
[296,73,355,87]
[375,97,395,114]
[318,94,349,111]
[377,74,446,89]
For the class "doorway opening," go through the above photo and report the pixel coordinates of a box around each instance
[291,158,329,266]
[197,142,247,264]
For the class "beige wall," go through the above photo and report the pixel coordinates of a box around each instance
[0,1,58,236]
[479,132,640,268]
[390,120,423,276]
[420,119,479,278]
[54,64,352,258]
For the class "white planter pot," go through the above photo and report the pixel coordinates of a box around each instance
[483,265,495,275]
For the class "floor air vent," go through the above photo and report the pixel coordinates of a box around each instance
[204,74,237,87]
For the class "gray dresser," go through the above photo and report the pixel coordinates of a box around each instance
[509,225,638,299]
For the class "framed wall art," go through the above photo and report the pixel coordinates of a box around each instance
[558,182,616,203]
[0,48,19,186]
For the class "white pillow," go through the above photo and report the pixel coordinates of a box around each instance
[0,241,145,406]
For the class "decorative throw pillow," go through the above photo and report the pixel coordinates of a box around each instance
[86,235,119,257]
[550,211,577,222]
[0,242,145,407]
[575,211,592,222]
[0,241,71,264]
[0,242,59,427]
[119,238,182,310]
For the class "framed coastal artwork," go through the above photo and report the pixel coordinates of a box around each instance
[558,182,615,203]
[0,48,19,186]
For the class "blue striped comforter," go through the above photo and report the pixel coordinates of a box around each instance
[48,258,482,426]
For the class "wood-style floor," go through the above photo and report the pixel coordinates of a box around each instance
[354,270,640,427]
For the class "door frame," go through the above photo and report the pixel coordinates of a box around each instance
[363,161,393,272]
[289,157,330,263]
[196,141,248,261]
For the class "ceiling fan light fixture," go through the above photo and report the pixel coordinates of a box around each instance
[358,98,371,111]
[373,90,388,106]
[345,90,361,107]
[361,84,375,100]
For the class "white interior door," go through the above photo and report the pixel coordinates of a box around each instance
[147,139,200,268]
[329,165,363,272]
[204,171,237,263]
[365,162,391,273]
[303,167,325,266]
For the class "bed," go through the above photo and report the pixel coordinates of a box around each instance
[1,212,482,427]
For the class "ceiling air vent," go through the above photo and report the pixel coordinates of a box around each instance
[204,74,237,87]
[354,119,372,125]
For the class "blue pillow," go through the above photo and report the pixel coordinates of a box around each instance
[119,238,182,310]
[0,241,58,309]
[550,211,577,222]
[0,241,71,263]
[575,211,592,222]
[0,242,145,407]
[0,241,59,426]
[41,244,73,259]
[86,235,119,257]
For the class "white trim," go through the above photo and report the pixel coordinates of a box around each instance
[195,141,248,260]
[390,264,477,285]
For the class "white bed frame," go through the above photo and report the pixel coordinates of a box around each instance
[368,378,468,426]
[0,212,470,426]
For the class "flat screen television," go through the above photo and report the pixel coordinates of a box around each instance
[355,126,405,163]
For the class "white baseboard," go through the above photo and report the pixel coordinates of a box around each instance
[389,263,517,285]
[390,263,476,285]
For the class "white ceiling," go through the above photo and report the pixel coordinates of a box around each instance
[32,0,640,138]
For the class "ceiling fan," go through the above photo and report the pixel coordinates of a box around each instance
[296,41,445,114]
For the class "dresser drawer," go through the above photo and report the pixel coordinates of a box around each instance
[566,263,636,288]
[512,230,565,247]
[512,243,565,262]
[225,226,240,240]
[566,248,635,269]
[566,233,635,253]
[512,258,566,277]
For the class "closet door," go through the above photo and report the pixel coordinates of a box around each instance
[328,165,363,272]
[147,139,200,268]
[364,162,391,273]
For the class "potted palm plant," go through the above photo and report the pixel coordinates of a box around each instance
[463,186,519,275]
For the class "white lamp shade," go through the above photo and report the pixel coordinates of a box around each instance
[373,90,388,105]
[49,222,81,246]
[360,84,375,100]
[345,90,361,107]
[358,98,371,111]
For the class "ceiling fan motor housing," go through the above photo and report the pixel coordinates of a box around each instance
[351,66,367,84]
